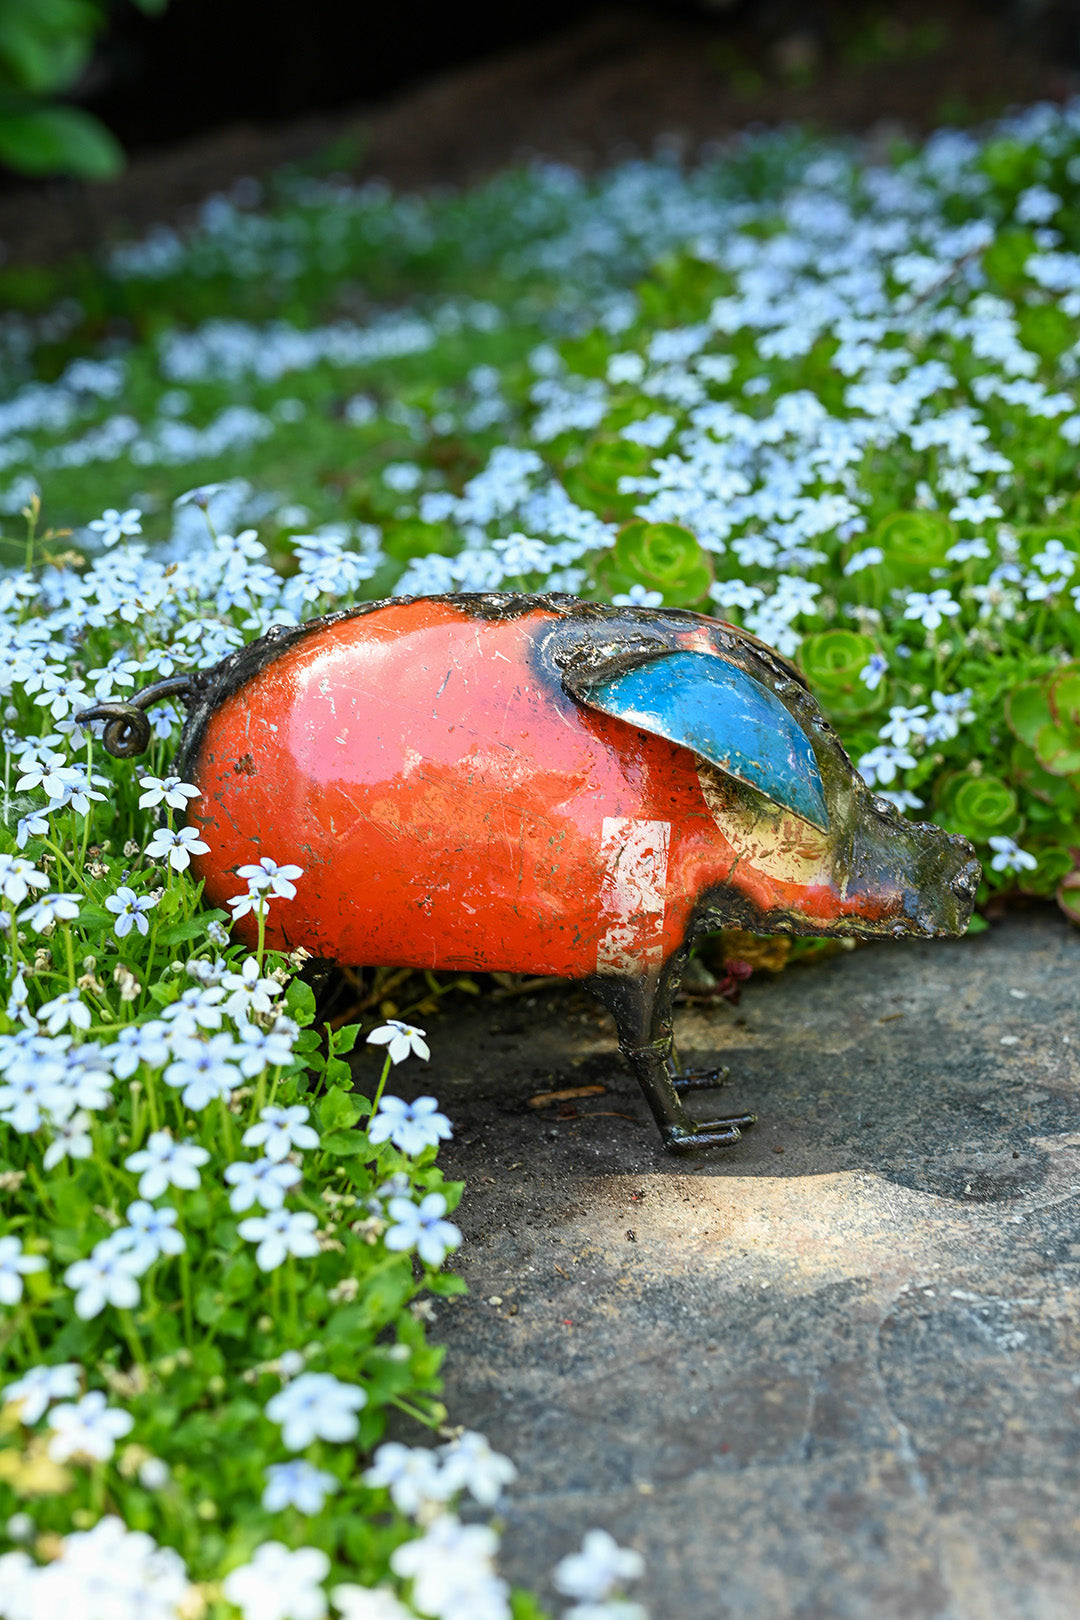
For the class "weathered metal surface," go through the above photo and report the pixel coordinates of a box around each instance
[582,649,830,832]
[78,592,981,1152]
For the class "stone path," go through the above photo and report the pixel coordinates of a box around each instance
[407,911,1080,1618]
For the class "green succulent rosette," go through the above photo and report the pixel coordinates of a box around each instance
[873,509,955,581]
[936,771,1024,843]
[1013,839,1078,897]
[1057,871,1080,926]
[1005,665,1080,778]
[563,436,654,520]
[596,520,714,607]
[798,629,885,717]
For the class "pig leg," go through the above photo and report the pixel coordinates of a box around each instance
[587,964,755,1152]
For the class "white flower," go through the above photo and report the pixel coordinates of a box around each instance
[106,1019,172,1077]
[43,1109,94,1170]
[137,774,201,810]
[875,789,925,814]
[234,1019,298,1077]
[15,748,68,800]
[612,584,663,607]
[225,1156,302,1211]
[385,1192,462,1267]
[554,1529,646,1602]
[89,507,142,547]
[368,1095,452,1156]
[15,809,50,849]
[366,1020,430,1065]
[842,545,884,575]
[857,744,917,787]
[63,1242,142,1319]
[114,1201,185,1271]
[1031,538,1076,579]
[390,1515,507,1620]
[903,589,961,630]
[221,956,282,1019]
[105,885,160,937]
[859,653,887,691]
[439,1430,518,1506]
[136,1456,169,1491]
[878,704,927,748]
[263,1459,340,1514]
[2,1362,81,1424]
[364,1441,452,1516]
[0,855,48,904]
[161,984,225,1035]
[175,482,229,508]
[0,1235,46,1305]
[46,1390,133,1462]
[144,825,210,871]
[228,888,271,921]
[124,1131,209,1198]
[0,1038,71,1129]
[988,836,1038,874]
[2,1516,194,1619]
[163,1033,242,1109]
[243,1103,319,1161]
[238,1209,320,1271]
[266,1371,367,1449]
[236,856,304,898]
[36,988,92,1036]
[945,537,990,562]
[20,892,80,932]
[222,1542,331,1620]
[331,1586,413,1620]
[6,969,31,1028]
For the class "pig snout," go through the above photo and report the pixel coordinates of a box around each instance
[838,798,981,940]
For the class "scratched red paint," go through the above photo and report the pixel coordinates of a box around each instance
[188,598,872,970]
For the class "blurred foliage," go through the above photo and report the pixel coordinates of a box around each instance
[0,0,167,179]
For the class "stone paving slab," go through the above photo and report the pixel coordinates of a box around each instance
[407,912,1080,1618]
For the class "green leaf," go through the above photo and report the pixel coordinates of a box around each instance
[160,916,214,945]
[320,1128,370,1156]
[0,105,123,180]
[426,1271,468,1297]
[511,1591,556,1620]
[318,1089,365,1132]
[285,978,317,1026]
[331,1023,361,1055]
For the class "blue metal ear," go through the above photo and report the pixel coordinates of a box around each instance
[582,650,829,831]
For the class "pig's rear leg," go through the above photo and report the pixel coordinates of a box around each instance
[587,964,755,1154]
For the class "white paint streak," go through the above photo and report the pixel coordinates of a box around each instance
[596,817,670,975]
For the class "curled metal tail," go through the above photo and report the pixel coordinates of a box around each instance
[75,675,195,759]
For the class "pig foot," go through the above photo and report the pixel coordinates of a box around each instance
[586,959,756,1154]
[668,1064,730,1093]
[662,1114,757,1153]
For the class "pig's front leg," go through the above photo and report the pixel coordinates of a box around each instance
[588,964,756,1153]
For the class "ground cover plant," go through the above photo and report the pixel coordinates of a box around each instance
[2,95,1080,1617]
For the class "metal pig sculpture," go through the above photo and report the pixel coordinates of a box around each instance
[82,594,980,1152]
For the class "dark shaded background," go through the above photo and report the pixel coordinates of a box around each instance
[2,0,1078,264]
[78,0,1080,151]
